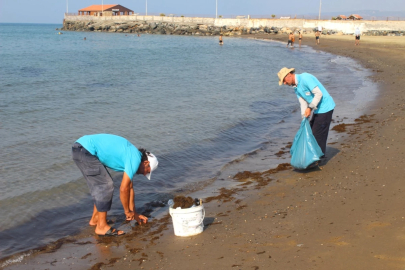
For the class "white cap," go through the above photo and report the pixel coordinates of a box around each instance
[145,152,158,180]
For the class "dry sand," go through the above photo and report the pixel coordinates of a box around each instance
[2,33,405,270]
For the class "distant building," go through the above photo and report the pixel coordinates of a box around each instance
[78,4,134,16]
[348,14,363,20]
[336,15,347,20]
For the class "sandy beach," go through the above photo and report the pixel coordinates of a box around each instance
[3,33,405,270]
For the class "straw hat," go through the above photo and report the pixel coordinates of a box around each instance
[277,67,295,85]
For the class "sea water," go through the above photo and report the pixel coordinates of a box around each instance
[0,23,377,259]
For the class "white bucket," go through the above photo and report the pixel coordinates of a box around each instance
[169,204,205,237]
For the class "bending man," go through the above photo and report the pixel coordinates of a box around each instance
[72,134,158,236]
[277,68,335,157]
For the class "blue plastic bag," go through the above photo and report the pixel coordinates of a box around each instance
[290,118,324,170]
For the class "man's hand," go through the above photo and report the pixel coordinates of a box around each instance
[125,210,135,221]
[134,213,148,225]
[126,211,148,224]
[304,108,312,118]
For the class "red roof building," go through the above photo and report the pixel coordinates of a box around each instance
[336,15,347,20]
[348,14,363,20]
[78,4,134,16]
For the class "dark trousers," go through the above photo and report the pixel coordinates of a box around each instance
[72,142,114,212]
[310,110,334,156]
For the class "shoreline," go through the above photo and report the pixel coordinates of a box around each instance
[3,34,405,269]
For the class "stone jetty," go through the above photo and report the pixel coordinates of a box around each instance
[61,16,405,36]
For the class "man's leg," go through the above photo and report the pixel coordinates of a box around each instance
[92,207,108,235]
[89,204,113,226]
[94,211,124,235]
[72,143,100,225]
[89,204,98,226]
[310,110,334,156]
[91,205,124,235]
[72,143,123,235]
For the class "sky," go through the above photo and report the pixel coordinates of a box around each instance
[0,0,404,24]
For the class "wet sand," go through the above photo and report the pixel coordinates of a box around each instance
[3,34,405,270]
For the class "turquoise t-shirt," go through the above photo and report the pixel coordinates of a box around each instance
[294,73,335,114]
[76,134,142,180]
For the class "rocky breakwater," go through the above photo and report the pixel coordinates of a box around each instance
[61,20,246,36]
[60,20,405,37]
[60,20,297,36]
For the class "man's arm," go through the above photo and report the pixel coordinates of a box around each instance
[120,172,148,224]
[120,172,134,220]
[129,181,148,224]
[129,181,135,212]
[308,86,323,110]
[298,97,308,118]
[300,86,323,118]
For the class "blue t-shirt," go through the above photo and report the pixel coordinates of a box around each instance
[76,134,142,180]
[294,73,335,114]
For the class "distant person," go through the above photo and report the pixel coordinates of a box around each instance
[84,37,86,40]
[355,28,361,46]
[291,32,295,46]
[72,134,158,236]
[298,31,302,47]
[277,67,335,158]
[287,32,294,47]
[315,31,321,45]
[137,33,141,37]
[219,34,223,45]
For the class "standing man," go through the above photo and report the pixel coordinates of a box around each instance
[72,134,158,236]
[354,28,361,46]
[277,68,335,158]
[315,31,321,45]
[287,32,294,47]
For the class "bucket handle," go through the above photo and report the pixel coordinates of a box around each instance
[200,208,206,224]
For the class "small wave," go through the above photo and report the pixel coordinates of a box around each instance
[1,252,32,268]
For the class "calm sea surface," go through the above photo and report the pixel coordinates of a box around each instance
[0,23,377,259]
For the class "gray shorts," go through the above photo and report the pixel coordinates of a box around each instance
[72,142,114,212]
